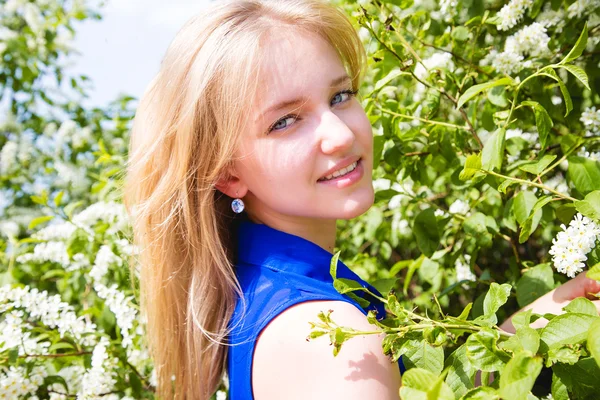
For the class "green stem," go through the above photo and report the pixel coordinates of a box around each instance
[376,105,470,131]
[484,170,578,202]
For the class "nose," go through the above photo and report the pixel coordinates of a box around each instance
[317,110,355,155]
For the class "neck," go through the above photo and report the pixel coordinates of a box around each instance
[246,212,337,253]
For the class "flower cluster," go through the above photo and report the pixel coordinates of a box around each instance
[497,0,534,31]
[482,23,551,75]
[0,365,47,399]
[0,285,97,347]
[581,106,600,134]
[549,214,600,278]
[455,255,476,284]
[76,337,120,400]
[449,199,470,216]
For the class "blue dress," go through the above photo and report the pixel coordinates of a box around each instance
[226,220,404,399]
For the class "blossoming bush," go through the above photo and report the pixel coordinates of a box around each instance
[313,0,600,399]
[1,0,600,399]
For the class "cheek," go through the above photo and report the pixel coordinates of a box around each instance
[348,106,373,150]
[241,142,313,188]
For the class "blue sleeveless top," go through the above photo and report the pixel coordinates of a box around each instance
[226,220,404,399]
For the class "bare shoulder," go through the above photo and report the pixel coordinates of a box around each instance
[252,300,401,400]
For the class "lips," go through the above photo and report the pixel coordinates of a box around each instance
[317,156,362,182]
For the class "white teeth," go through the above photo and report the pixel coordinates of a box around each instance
[321,161,358,181]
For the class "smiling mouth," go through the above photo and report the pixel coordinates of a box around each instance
[317,158,361,182]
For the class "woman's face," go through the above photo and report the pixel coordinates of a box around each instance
[227,28,374,226]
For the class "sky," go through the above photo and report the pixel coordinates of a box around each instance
[67,0,213,108]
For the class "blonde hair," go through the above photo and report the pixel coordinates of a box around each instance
[123,0,366,398]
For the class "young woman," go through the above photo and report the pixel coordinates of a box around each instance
[123,0,600,399]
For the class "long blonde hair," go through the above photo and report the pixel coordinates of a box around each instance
[123,0,366,398]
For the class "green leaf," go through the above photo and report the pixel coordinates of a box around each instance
[574,190,600,220]
[483,283,511,324]
[498,179,518,194]
[499,353,543,400]
[456,77,513,109]
[587,319,600,368]
[487,85,508,107]
[567,156,600,196]
[481,128,505,172]
[557,75,573,117]
[28,215,54,230]
[551,373,569,400]
[452,26,470,41]
[329,251,341,280]
[587,262,600,282]
[54,191,64,207]
[464,212,493,248]
[518,195,553,243]
[547,345,582,366]
[459,387,500,400]
[557,64,590,90]
[371,278,397,295]
[373,135,385,169]
[540,313,599,351]
[460,153,483,180]
[373,68,410,93]
[401,339,444,374]
[520,101,554,151]
[466,328,510,372]
[553,357,600,399]
[399,368,454,400]
[559,22,588,65]
[516,263,554,308]
[513,191,538,226]
[519,154,557,176]
[445,344,475,398]
[563,297,598,316]
[413,208,440,257]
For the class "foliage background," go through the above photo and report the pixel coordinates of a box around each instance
[0,0,599,398]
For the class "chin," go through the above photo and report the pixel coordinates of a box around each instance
[338,187,375,219]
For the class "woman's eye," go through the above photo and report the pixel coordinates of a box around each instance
[270,115,297,132]
[331,89,357,105]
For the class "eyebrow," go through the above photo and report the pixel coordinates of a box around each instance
[256,74,353,122]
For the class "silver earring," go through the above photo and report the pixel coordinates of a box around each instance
[231,195,245,214]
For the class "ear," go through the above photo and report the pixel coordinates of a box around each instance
[214,170,248,199]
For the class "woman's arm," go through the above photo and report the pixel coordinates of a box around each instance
[499,272,600,334]
[252,300,401,400]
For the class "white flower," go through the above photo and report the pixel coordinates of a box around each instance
[16,241,70,266]
[537,3,566,32]
[508,23,551,58]
[581,106,600,134]
[415,52,455,81]
[94,283,137,348]
[551,96,562,105]
[0,140,18,174]
[77,337,118,399]
[216,390,227,400]
[549,213,600,278]
[0,285,97,348]
[543,173,569,195]
[497,0,534,31]
[90,245,123,282]
[577,146,600,162]
[72,201,129,236]
[491,50,524,75]
[567,0,600,18]
[449,199,470,215]
[455,256,476,283]
[439,0,458,21]
[434,209,449,218]
[32,221,77,241]
[373,178,391,191]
